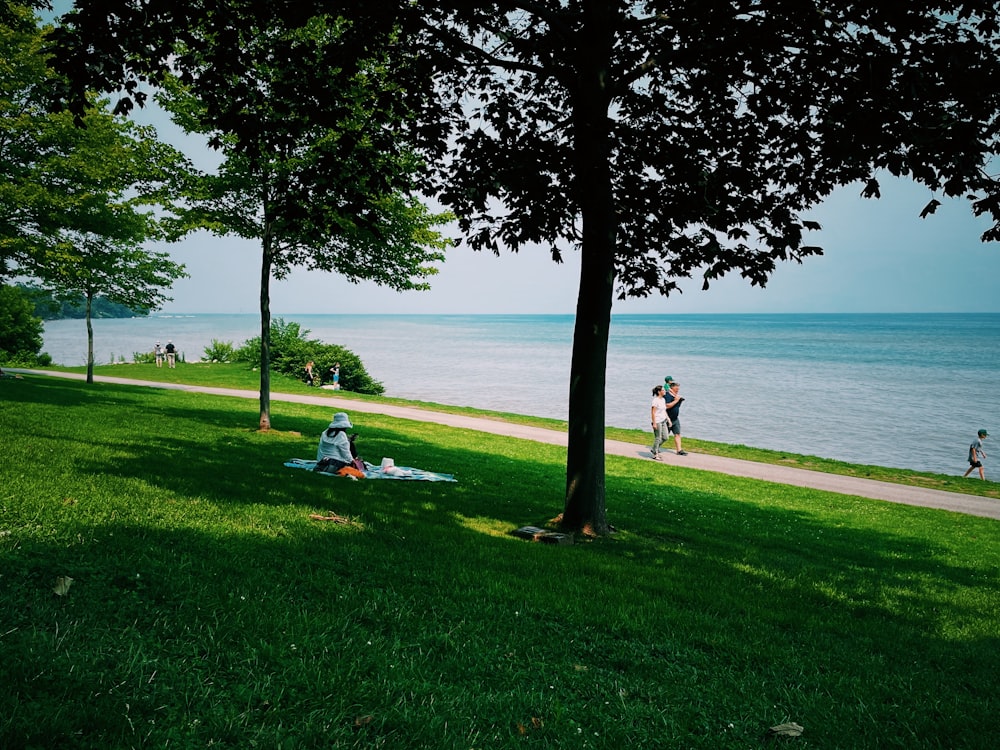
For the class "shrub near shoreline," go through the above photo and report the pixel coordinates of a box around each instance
[1,376,998,748]
[232,317,384,395]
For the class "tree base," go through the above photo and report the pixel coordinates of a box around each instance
[551,513,616,538]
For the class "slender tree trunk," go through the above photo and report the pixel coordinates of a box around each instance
[85,290,95,384]
[259,226,273,432]
[560,1,616,536]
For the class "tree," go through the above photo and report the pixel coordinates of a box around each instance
[35,236,184,381]
[151,13,450,431]
[14,100,189,383]
[3,4,190,382]
[0,282,45,364]
[402,2,1000,535]
[44,2,1000,534]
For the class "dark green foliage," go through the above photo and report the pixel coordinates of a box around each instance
[235,318,384,395]
[0,283,49,364]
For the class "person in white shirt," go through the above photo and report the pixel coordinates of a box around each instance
[316,412,359,473]
[650,385,669,459]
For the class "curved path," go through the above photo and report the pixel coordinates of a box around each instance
[11,369,1000,521]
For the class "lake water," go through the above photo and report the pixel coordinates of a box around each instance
[40,312,999,476]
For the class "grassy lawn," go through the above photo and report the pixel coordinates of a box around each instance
[2,374,999,748]
[38,362,1000,501]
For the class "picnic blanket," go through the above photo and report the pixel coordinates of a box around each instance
[285,459,457,482]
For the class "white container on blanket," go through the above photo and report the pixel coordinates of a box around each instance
[380,457,395,469]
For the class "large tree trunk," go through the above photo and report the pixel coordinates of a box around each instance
[562,232,615,536]
[85,291,94,384]
[258,231,272,432]
[560,1,616,536]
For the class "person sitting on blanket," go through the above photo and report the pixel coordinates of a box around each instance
[316,412,359,472]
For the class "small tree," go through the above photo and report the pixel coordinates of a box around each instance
[15,102,189,382]
[37,235,184,381]
[3,6,190,380]
[155,12,450,430]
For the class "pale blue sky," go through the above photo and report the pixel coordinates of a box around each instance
[155,177,1000,315]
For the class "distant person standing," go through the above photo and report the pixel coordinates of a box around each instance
[331,362,341,390]
[649,385,669,459]
[165,340,177,368]
[154,341,164,368]
[963,429,988,479]
[304,361,316,386]
[665,380,687,455]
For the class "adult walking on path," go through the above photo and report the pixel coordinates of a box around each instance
[664,380,687,455]
[8,368,1000,521]
[649,385,669,459]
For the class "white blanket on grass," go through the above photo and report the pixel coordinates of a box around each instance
[285,459,456,482]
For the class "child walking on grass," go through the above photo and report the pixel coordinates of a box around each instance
[963,429,988,480]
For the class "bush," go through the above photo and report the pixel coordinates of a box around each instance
[0,284,48,365]
[203,339,235,363]
[235,318,384,395]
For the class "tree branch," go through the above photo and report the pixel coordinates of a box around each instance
[421,21,546,77]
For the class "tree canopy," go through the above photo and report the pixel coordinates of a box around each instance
[1,1,68,277]
[44,1,1000,533]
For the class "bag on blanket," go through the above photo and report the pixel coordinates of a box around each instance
[315,457,349,473]
[316,456,365,474]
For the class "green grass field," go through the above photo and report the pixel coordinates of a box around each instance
[2,371,999,748]
[40,362,1000,501]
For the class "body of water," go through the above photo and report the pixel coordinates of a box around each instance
[40,312,999,476]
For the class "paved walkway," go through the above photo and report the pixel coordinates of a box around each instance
[11,369,1000,521]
